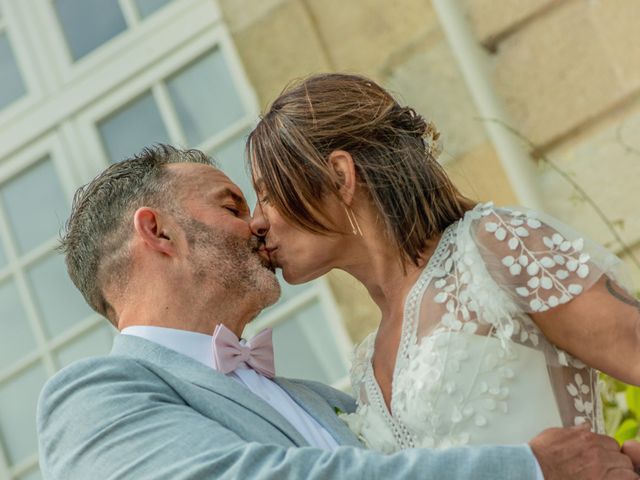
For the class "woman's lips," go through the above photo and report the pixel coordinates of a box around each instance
[264,246,279,266]
[257,246,278,270]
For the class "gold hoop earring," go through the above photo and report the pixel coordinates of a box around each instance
[343,206,363,237]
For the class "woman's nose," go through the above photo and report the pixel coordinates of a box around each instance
[250,203,270,237]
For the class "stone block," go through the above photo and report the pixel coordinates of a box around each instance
[463,0,556,44]
[444,141,519,206]
[494,1,625,146]
[218,0,286,32]
[539,107,640,253]
[384,37,488,159]
[588,0,640,92]
[305,0,439,73]
[230,1,330,110]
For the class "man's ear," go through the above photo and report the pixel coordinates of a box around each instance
[133,207,178,256]
[328,150,357,205]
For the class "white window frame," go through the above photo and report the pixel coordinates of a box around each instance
[0,133,108,479]
[0,0,220,161]
[72,21,259,175]
[0,0,47,127]
[0,2,354,476]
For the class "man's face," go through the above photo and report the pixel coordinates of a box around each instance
[168,163,280,308]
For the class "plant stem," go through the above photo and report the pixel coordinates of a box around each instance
[484,118,640,272]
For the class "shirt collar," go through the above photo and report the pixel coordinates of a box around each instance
[121,325,217,370]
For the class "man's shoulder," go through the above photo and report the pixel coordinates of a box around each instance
[38,353,165,414]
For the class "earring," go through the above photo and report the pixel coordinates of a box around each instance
[343,206,363,237]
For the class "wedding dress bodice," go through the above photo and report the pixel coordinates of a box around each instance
[342,203,627,453]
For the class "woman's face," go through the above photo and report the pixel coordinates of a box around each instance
[249,194,345,285]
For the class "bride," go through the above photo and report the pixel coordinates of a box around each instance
[246,73,640,452]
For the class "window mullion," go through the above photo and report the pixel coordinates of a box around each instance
[153,82,188,146]
[9,453,38,479]
[119,0,140,28]
[0,206,57,377]
[0,444,12,480]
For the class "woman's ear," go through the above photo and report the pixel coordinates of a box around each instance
[328,150,357,205]
[133,207,178,256]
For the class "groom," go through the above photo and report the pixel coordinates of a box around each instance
[37,145,639,479]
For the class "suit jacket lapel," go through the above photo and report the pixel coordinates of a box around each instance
[111,334,308,446]
[274,378,363,447]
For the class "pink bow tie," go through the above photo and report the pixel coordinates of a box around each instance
[212,324,276,378]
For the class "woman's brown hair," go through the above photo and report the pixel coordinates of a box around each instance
[247,73,475,266]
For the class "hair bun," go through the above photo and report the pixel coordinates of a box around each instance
[394,107,442,160]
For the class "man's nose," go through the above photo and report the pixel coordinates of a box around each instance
[250,203,270,237]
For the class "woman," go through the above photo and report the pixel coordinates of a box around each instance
[247,73,640,452]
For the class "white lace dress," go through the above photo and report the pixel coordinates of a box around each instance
[341,202,629,453]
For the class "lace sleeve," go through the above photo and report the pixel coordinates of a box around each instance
[468,205,630,313]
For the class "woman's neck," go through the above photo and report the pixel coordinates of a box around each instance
[337,231,440,327]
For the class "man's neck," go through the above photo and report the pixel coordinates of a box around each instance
[116,293,259,337]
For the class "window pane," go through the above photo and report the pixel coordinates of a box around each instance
[272,301,348,384]
[1,158,68,254]
[27,253,92,338]
[0,280,36,366]
[166,49,246,146]
[135,0,172,18]
[0,363,47,466]
[99,91,171,163]
[56,323,115,369]
[54,0,127,61]
[0,32,27,110]
[212,131,255,206]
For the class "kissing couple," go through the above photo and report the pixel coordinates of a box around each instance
[38,73,640,479]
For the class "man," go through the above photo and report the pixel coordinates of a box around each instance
[37,145,640,479]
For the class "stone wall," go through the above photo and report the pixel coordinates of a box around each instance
[220,0,640,341]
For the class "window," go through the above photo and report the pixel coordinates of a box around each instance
[52,0,175,61]
[0,3,352,477]
[0,139,114,480]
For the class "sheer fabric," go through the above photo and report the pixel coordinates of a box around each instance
[342,203,629,453]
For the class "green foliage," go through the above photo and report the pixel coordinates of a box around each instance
[601,374,640,445]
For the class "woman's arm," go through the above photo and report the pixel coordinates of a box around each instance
[530,275,640,385]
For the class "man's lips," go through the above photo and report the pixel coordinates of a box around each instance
[257,246,278,271]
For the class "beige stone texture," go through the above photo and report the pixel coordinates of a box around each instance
[444,141,519,205]
[304,0,439,73]
[463,0,555,44]
[494,1,626,146]
[229,1,330,110]
[539,107,640,263]
[218,0,286,32]
[327,270,380,343]
[384,36,488,159]
[588,0,640,92]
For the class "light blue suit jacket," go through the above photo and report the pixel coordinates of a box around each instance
[37,334,538,479]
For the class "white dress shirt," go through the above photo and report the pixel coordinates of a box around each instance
[121,326,338,450]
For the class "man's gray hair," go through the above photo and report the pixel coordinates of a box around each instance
[60,144,215,325]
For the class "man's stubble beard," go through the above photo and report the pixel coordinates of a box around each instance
[182,218,281,310]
